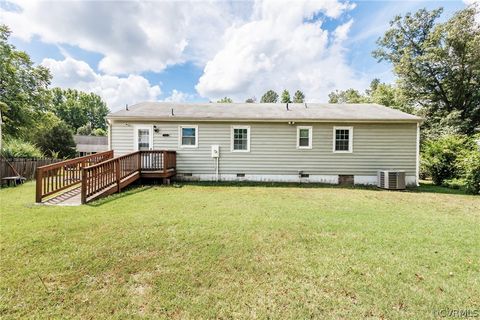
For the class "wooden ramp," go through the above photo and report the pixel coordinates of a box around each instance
[36,150,176,205]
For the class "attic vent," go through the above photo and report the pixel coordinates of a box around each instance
[377,171,406,190]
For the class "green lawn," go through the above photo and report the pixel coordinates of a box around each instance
[1,182,479,319]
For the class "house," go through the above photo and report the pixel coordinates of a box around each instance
[73,135,108,157]
[107,102,422,185]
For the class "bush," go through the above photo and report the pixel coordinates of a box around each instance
[35,121,76,159]
[461,150,480,195]
[91,128,106,136]
[1,138,44,158]
[421,135,473,185]
[442,178,466,190]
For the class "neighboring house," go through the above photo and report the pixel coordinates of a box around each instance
[107,102,422,185]
[73,135,108,157]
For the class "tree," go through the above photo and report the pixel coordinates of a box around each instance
[328,89,366,103]
[373,6,480,135]
[0,25,51,138]
[76,123,93,136]
[49,88,109,131]
[293,90,305,103]
[245,97,256,103]
[217,97,233,103]
[369,82,414,114]
[260,90,279,103]
[91,128,107,136]
[34,121,76,159]
[281,90,291,103]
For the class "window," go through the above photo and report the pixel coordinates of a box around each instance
[179,125,198,148]
[231,126,250,152]
[297,126,312,149]
[333,126,353,153]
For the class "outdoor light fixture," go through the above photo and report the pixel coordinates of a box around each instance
[153,125,160,133]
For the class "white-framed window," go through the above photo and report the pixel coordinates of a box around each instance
[179,125,198,148]
[333,126,353,153]
[297,126,312,149]
[231,125,250,152]
[133,125,153,151]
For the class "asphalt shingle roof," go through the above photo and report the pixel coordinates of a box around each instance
[107,102,422,122]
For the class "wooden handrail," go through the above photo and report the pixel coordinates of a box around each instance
[36,150,114,203]
[80,150,176,204]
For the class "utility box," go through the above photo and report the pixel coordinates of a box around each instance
[211,145,220,158]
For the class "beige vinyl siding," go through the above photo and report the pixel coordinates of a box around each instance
[110,121,417,176]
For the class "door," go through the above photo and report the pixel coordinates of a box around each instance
[134,126,153,151]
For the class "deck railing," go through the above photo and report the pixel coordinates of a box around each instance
[81,150,176,204]
[35,150,114,203]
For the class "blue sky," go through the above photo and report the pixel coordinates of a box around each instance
[1,0,468,110]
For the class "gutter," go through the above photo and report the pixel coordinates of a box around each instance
[106,116,423,124]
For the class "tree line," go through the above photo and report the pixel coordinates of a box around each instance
[1,25,109,159]
[217,89,306,104]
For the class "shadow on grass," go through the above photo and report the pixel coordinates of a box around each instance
[169,180,473,196]
[87,184,153,207]
[87,180,472,206]
[175,180,384,191]
[407,182,469,195]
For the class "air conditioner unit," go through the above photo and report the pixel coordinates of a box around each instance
[377,170,406,190]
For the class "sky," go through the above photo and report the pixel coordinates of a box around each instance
[0,0,470,111]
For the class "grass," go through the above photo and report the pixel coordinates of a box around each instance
[0,182,479,319]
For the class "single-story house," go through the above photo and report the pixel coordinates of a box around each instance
[73,135,109,157]
[107,102,422,185]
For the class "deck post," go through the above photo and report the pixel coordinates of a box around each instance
[137,152,142,173]
[163,151,168,175]
[81,167,87,204]
[35,167,43,203]
[116,158,121,193]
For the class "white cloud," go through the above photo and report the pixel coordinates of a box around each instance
[41,57,161,110]
[2,0,239,74]
[196,0,367,102]
[164,90,193,103]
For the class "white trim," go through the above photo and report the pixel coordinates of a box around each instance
[107,119,112,151]
[416,122,420,186]
[231,125,250,152]
[133,125,153,151]
[332,126,353,153]
[178,125,199,148]
[177,173,339,184]
[296,126,312,149]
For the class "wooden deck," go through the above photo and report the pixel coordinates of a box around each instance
[36,150,176,205]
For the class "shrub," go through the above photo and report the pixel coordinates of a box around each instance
[0,138,44,158]
[442,178,466,190]
[35,121,76,159]
[421,135,472,185]
[461,150,480,195]
[91,128,107,136]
